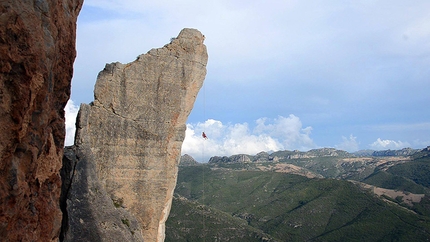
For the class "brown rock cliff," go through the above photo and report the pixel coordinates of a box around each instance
[0,0,83,241]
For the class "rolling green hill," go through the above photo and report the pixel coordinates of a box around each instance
[166,166,430,241]
[386,156,430,188]
[362,147,430,191]
[362,170,429,194]
[166,194,276,241]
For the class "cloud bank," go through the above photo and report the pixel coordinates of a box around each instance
[370,138,411,150]
[182,115,316,162]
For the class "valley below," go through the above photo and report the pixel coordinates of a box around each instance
[166,147,430,241]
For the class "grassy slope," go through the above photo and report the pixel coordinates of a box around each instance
[274,156,378,180]
[364,154,430,217]
[368,149,430,191]
[166,195,277,242]
[386,156,430,188]
[167,166,430,241]
[362,170,429,194]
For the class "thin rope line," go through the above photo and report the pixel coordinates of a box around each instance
[202,82,206,241]
[202,139,206,241]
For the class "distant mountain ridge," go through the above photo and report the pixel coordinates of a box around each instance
[355,147,419,157]
[181,147,422,165]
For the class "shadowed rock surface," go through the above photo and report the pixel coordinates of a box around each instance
[62,28,207,241]
[60,146,144,241]
[0,0,82,241]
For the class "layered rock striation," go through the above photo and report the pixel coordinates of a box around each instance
[0,0,83,241]
[63,28,207,241]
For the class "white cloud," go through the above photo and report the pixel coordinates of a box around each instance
[254,115,315,150]
[181,115,316,162]
[370,138,410,150]
[64,100,79,146]
[336,134,360,152]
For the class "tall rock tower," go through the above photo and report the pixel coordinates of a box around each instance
[63,28,207,241]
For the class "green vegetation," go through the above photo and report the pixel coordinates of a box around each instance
[362,170,428,194]
[273,156,377,180]
[166,195,276,241]
[112,197,124,208]
[386,156,430,188]
[166,166,430,241]
[121,218,130,227]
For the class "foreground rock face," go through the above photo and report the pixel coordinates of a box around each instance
[0,1,82,241]
[60,146,145,241]
[63,28,207,241]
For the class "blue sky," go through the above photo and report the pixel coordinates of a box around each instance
[66,0,430,161]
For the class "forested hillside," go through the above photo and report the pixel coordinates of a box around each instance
[166,147,430,241]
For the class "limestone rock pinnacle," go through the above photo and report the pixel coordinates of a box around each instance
[64,28,207,241]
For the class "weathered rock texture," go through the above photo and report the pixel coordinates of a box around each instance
[0,0,82,241]
[64,28,207,241]
[60,146,145,242]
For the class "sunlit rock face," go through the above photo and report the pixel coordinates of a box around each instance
[64,28,207,241]
[0,1,82,241]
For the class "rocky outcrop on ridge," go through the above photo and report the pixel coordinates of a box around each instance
[371,148,418,157]
[272,148,350,160]
[254,151,274,162]
[354,148,419,157]
[207,147,420,165]
[180,154,199,166]
[208,156,235,164]
[209,153,274,164]
[0,1,82,241]
[62,28,207,241]
[208,148,350,164]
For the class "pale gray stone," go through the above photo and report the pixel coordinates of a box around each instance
[63,28,207,242]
